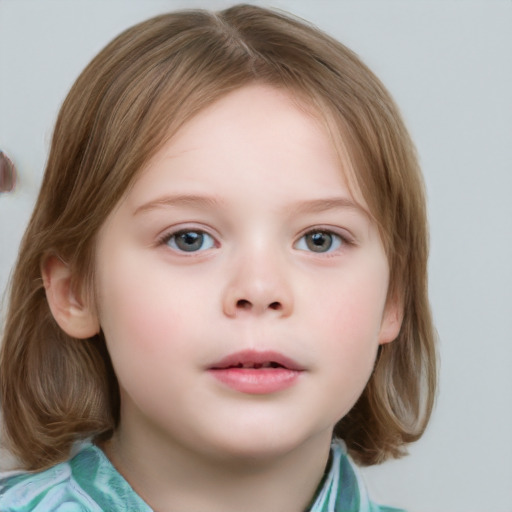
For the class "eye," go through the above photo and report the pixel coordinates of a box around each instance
[164,230,216,252]
[295,230,343,253]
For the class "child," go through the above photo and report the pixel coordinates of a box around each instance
[0,4,437,511]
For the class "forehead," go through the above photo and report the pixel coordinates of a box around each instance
[125,84,367,212]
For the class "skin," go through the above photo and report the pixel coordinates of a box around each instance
[46,84,401,512]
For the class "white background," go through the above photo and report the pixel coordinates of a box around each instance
[1,1,511,511]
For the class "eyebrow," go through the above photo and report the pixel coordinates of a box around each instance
[291,197,369,218]
[133,194,369,218]
[133,194,224,216]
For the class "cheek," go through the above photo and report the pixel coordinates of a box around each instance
[96,256,185,360]
[96,270,193,409]
[314,264,389,343]
[304,261,389,404]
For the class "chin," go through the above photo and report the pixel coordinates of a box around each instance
[199,423,329,465]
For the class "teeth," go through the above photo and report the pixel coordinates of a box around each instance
[236,361,280,369]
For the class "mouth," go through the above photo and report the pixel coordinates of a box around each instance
[208,350,304,395]
[224,361,286,369]
[209,350,304,372]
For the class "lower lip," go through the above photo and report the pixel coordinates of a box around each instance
[209,368,301,394]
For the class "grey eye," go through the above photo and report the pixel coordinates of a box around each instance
[166,230,215,252]
[295,231,342,253]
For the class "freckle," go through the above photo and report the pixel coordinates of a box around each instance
[0,151,16,192]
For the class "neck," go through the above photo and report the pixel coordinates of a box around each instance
[103,426,333,512]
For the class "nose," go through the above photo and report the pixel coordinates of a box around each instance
[221,251,294,318]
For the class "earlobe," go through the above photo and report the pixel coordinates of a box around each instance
[42,256,100,339]
[378,295,404,345]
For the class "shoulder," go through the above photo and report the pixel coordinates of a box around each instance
[0,453,99,512]
[0,444,152,512]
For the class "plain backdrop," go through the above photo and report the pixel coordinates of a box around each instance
[1,1,511,511]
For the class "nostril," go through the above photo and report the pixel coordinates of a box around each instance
[236,299,251,309]
[235,299,282,311]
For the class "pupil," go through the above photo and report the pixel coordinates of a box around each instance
[177,231,203,251]
[306,232,332,252]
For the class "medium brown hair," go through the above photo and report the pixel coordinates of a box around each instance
[0,4,436,470]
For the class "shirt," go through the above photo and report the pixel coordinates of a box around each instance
[0,439,405,511]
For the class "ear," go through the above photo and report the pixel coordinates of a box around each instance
[378,293,404,345]
[42,256,100,339]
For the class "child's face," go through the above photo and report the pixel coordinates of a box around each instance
[94,84,401,460]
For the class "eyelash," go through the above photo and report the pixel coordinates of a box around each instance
[157,227,354,254]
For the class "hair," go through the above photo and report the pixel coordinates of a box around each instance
[0,4,436,471]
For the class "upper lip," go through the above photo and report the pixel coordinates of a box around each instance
[209,350,304,371]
